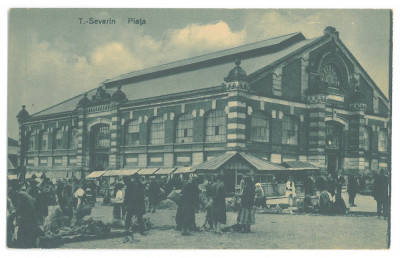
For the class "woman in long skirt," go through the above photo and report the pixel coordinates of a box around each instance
[238,176,255,233]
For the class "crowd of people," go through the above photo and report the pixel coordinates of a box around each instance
[7,173,98,248]
[300,170,389,217]
[7,169,389,247]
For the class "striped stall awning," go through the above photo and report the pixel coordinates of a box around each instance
[137,168,159,175]
[86,171,106,178]
[153,168,176,175]
[119,169,140,176]
[174,167,196,174]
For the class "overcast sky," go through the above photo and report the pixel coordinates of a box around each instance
[8,9,391,139]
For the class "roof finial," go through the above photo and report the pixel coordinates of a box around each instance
[22,105,26,109]
[235,59,241,66]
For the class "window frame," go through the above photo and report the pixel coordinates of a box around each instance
[149,116,165,145]
[251,111,270,142]
[205,110,227,142]
[125,120,140,146]
[175,114,194,144]
[282,116,299,145]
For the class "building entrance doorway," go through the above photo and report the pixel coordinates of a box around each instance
[90,123,111,171]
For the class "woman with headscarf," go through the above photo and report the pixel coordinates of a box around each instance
[254,183,265,208]
[238,176,256,233]
[285,176,296,206]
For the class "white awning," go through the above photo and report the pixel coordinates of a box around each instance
[174,167,195,174]
[86,171,106,178]
[137,168,159,175]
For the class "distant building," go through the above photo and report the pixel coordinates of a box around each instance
[8,137,19,175]
[16,27,390,189]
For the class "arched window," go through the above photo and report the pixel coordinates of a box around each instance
[378,129,388,152]
[364,127,372,151]
[282,116,299,145]
[149,117,164,145]
[53,129,63,149]
[94,125,110,148]
[125,120,140,146]
[325,122,342,149]
[69,128,78,149]
[205,110,226,142]
[40,131,49,150]
[251,111,269,142]
[176,114,193,143]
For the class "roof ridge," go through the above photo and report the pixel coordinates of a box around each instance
[30,88,97,117]
[104,32,302,84]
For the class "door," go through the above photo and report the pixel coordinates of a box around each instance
[327,155,338,174]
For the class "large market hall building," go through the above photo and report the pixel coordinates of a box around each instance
[16,27,390,187]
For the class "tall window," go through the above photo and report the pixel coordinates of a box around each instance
[149,117,164,145]
[69,128,78,149]
[54,129,63,149]
[176,114,193,143]
[94,125,110,148]
[251,111,269,142]
[126,120,140,146]
[40,131,48,150]
[282,116,298,145]
[364,127,371,151]
[205,110,226,142]
[326,122,342,149]
[378,129,388,152]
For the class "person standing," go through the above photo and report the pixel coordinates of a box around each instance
[148,176,160,213]
[304,175,315,197]
[113,183,125,224]
[9,184,40,248]
[179,176,200,236]
[212,175,226,234]
[347,175,358,207]
[202,177,215,230]
[271,176,279,196]
[373,170,389,219]
[315,175,327,196]
[285,176,296,206]
[123,174,147,243]
[238,177,256,233]
[327,174,337,198]
[254,183,265,208]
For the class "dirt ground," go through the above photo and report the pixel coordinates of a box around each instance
[61,206,389,249]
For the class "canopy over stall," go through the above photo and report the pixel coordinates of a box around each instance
[174,167,196,174]
[194,152,286,173]
[281,161,320,172]
[137,168,159,175]
[153,168,176,176]
[86,171,106,179]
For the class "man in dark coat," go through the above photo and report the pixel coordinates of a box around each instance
[327,173,337,198]
[304,175,315,196]
[212,174,226,234]
[148,177,160,213]
[123,174,147,242]
[373,170,389,219]
[315,175,327,195]
[347,175,358,207]
[179,176,200,236]
[9,184,40,248]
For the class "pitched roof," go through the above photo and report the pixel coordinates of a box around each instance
[281,161,320,170]
[8,137,18,147]
[193,152,286,172]
[31,32,321,118]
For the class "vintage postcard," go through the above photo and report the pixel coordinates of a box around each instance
[7,8,391,249]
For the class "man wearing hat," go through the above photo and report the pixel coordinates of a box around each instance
[123,174,147,243]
